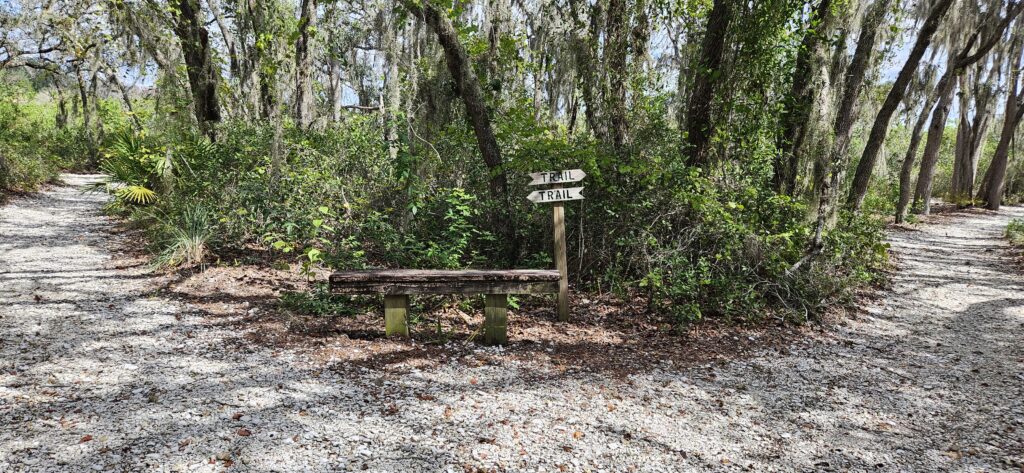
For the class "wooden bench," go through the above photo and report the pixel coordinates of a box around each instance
[329,269,560,345]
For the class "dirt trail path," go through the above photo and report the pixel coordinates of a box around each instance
[1,175,1022,472]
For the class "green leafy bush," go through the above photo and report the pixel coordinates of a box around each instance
[0,77,62,193]
[1007,219,1024,246]
[87,108,888,325]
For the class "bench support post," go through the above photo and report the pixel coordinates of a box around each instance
[383,294,410,337]
[483,294,508,346]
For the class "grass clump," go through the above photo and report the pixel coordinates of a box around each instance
[1006,219,1024,246]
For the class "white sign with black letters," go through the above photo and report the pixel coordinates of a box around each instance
[528,169,587,186]
[526,186,584,203]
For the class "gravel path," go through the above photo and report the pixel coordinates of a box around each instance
[1,175,1022,472]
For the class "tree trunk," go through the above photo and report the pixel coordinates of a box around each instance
[172,0,221,140]
[485,0,511,85]
[895,92,937,223]
[604,0,630,152]
[54,82,68,129]
[979,100,1024,210]
[382,8,401,162]
[685,0,731,166]
[911,68,957,215]
[810,0,889,248]
[403,0,507,198]
[89,67,105,156]
[402,0,516,259]
[104,66,143,131]
[294,0,317,129]
[979,31,1024,210]
[75,67,95,160]
[845,0,954,210]
[206,0,240,79]
[951,73,993,205]
[772,0,833,195]
[246,0,278,121]
[949,79,972,205]
[572,0,607,143]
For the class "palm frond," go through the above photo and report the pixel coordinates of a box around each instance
[116,185,157,205]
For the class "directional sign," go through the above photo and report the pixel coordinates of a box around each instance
[528,169,587,186]
[527,186,584,203]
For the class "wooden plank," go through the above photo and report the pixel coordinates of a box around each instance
[329,269,560,295]
[330,269,560,283]
[384,294,410,337]
[552,201,569,321]
[527,169,587,186]
[331,280,558,295]
[526,186,584,204]
[483,294,508,346]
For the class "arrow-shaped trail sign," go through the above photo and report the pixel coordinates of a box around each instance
[528,169,586,186]
[527,186,584,203]
[525,168,587,323]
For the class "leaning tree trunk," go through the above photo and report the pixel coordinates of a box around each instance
[684,0,731,166]
[895,92,937,223]
[913,3,1024,214]
[979,100,1024,210]
[403,0,507,197]
[294,0,317,129]
[911,67,958,215]
[772,0,833,195]
[809,0,889,249]
[104,64,143,131]
[402,0,516,258]
[979,35,1024,210]
[172,0,221,140]
[846,0,954,211]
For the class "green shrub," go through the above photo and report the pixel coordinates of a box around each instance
[1007,219,1024,246]
[280,284,359,317]
[151,203,215,268]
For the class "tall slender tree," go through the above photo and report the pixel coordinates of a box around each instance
[846,0,954,210]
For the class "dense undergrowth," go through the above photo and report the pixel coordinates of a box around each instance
[1006,219,1024,246]
[1,78,893,327]
[77,104,888,326]
[0,75,93,195]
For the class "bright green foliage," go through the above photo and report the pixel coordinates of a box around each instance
[2,0,898,325]
[91,130,170,209]
[0,75,83,194]
[1006,219,1024,246]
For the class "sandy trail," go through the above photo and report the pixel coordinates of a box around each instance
[1,174,1022,472]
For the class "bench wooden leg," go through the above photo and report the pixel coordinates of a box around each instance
[483,293,508,346]
[384,294,410,337]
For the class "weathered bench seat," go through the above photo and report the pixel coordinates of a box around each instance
[329,269,559,344]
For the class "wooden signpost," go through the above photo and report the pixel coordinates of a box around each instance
[527,169,586,321]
